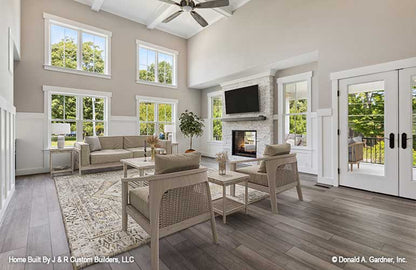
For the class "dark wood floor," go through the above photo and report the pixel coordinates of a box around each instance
[1,160,415,270]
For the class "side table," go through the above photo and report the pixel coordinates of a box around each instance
[207,170,249,224]
[49,147,75,176]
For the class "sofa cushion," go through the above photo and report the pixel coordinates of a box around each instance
[85,136,102,152]
[129,187,149,219]
[125,147,145,158]
[90,149,133,165]
[124,136,142,149]
[155,152,201,175]
[237,165,269,186]
[98,136,123,150]
[258,144,291,173]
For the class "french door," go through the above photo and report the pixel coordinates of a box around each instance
[339,69,416,199]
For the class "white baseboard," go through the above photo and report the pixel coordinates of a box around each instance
[16,167,49,176]
[318,176,335,186]
[0,185,15,227]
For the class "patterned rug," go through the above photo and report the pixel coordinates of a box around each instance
[54,169,268,269]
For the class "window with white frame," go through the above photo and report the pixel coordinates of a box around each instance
[136,40,177,87]
[44,13,111,78]
[137,96,177,139]
[208,93,223,141]
[45,86,110,148]
[277,72,312,148]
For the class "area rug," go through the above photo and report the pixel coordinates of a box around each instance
[54,169,268,269]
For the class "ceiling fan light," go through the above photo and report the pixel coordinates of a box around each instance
[183,5,192,12]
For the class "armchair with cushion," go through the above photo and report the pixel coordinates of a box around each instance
[121,152,218,270]
[230,144,303,214]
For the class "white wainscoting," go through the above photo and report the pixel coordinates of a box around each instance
[0,96,16,225]
[317,108,335,185]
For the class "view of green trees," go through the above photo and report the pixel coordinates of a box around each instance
[138,61,173,84]
[348,89,416,165]
[139,102,173,136]
[50,95,105,147]
[288,99,307,136]
[212,97,223,141]
[51,37,105,73]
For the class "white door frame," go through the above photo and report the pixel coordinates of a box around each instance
[330,56,416,187]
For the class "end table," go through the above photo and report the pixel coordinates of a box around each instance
[207,170,249,224]
[49,147,75,176]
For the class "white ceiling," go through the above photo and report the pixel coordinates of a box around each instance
[74,0,251,39]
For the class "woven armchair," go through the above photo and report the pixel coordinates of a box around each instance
[230,153,303,214]
[121,167,218,270]
[348,142,364,171]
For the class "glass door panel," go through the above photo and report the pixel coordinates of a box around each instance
[339,71,398,196]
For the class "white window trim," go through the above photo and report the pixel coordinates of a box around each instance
[207,91,224,143]
[43,85,112,149]
[43,13,112,79]
[277,71,312,150]
[136,40,178,88]
[136,96,178,141]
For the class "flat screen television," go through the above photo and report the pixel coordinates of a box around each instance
[225,85,260,114]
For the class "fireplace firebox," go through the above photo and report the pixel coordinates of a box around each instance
[232,130,257,158]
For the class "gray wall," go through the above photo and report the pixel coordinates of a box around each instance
[14,0,200,116]
[0,0,20,103]
[188,0,416,108]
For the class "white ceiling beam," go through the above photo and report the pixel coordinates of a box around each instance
[212,7,233,17]
[147,5,180,29]
[91,0,105,12]
[193,1,233,17]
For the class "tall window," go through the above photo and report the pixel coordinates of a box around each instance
[209,94,223,141]
[137,96,177,139]
[277,72,312,148]
[45,86,110,148]
[136,40,177,87]
[44,13,111,78]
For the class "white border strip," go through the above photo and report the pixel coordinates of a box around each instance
[42,85,112,97]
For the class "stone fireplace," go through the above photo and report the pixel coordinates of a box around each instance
[222,75,274,158]
[232,130,257,157]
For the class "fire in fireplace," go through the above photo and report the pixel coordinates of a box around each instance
[232,130,257,158]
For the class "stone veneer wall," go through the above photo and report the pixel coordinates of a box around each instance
[222,75,274,157]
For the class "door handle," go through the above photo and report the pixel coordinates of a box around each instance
[389,133,395,149]
[401,133,412,149]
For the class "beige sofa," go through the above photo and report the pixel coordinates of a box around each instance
[75,135,172,175]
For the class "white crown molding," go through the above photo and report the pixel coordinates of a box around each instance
[42,85,113,98]
[276,71,312,84]
[330,56,416,80]
[43,12,112,37]
[220,71,275,88]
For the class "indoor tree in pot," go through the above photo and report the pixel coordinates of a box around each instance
[179,110,204,153]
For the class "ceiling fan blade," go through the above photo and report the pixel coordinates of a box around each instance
[162,10,184,23]
[190,11,208,27]
[158,0,180,6]
[195,0,229,9]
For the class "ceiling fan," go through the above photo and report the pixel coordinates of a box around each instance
[158,0,230,27]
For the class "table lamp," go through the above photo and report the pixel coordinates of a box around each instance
[51,123,71,149]
[164,125,174,141]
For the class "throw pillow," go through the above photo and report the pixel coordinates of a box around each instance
[85,136,102,152]
[258,143,291,173]
[155,152,201,175]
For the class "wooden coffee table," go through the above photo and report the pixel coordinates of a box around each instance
[207,170,249,224]
[121,157,155,178]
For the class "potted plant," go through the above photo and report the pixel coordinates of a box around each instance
[179,110,204,153]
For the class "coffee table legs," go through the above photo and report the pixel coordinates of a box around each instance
[222,185,227,224]
[244,180,248,214]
